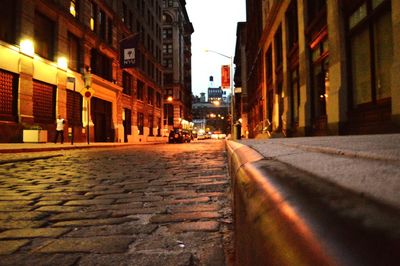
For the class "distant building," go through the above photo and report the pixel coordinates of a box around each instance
[162,0,194,132]
[208,87,227,104]
[192,101,229,134]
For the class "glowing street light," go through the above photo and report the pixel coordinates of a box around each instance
[57,57,68,70]
[20,39,34,57]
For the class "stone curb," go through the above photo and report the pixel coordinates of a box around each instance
[226,140,400,266]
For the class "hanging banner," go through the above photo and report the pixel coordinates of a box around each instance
[120,34,140,69]
[221,65,230,89]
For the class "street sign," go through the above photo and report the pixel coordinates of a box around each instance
[80,86,95,99]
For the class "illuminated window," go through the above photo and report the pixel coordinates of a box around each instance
[90,2,97,31]
[70,0,78,17]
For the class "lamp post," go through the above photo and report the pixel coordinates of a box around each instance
[205,49,234,137]
[165,96,173,135]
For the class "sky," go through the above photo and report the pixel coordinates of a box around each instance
[185,0,247,97]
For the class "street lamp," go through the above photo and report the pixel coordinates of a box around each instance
[205,49,234,137]
[164,96,173,135]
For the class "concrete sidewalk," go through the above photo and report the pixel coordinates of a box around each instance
[239,134,400,208]
[226,134,400,266]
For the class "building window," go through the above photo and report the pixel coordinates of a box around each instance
[99,10,106,40]
[90,49,112,81]
[307,0,326,25]
[0,70,18,122]
[0,0,16,44]
[107,17,113,45]
[163,58,172,68]
[349,0,392,106]
[122,71,132,95]
[67,90,82,126]
[122,2,127,23]
[34,11,55,60]
[164,73,173,84]
[137,112,144,135]
[287,0,299,51]
[163,28,173,39]
[148,114,154,136]
[68,32,80,71]
[147,87,154,105]
[156,92,161,108]
[90,1,97,31]
[70,0,78,17]
[33,80,55,124]
[275,25,283,70]
[137,80,144,101]
[163,44,172,54]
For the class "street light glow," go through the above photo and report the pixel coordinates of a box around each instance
[167,96,173,102]
[57,57,68,70]
[20,39,34,57]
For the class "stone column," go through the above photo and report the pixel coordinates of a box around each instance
[297,0,312,136]
[391,0,400,126]
[326,0,348,135]
[18,0,35,124]
[281,15,290,133]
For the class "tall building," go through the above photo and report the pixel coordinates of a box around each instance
[241,0,400,138]
[162,0,194,132]
[234,22,248,138]
[0,0,164,143]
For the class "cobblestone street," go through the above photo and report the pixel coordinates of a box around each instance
[0,141,233,266]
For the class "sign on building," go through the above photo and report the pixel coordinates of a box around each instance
[120,34,140,69]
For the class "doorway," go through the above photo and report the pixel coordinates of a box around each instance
[91,97,113,142]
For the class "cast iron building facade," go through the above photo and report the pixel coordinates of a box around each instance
[0,0,164,143]
[162,0,194,131]
[242,0,400,138]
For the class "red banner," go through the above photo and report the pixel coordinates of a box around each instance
[221,65,230,89]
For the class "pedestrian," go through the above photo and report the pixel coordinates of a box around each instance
[54,115,65,144]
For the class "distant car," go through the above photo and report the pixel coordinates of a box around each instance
[197,134,206,140]
[168,128,191,143]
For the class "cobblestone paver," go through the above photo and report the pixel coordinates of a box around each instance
[0,141,233,265]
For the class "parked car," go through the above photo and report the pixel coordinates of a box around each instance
[168,128,192,143]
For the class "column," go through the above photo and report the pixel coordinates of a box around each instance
[326,0,348,135]
[297,0,312,136]
[391,0,400,126]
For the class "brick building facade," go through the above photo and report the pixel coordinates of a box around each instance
[0,0,166,143]
[241,0,400,138]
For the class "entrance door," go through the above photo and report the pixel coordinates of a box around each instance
[123,108,131,143]
[91,97,113,142]
[311,59,328,135]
